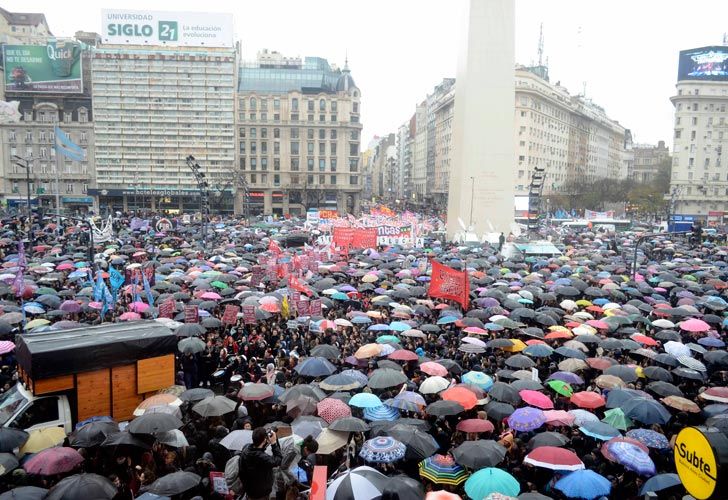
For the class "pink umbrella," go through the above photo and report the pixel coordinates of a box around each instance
[519,390,554,410]
[543,410,576,426]
[318,319,336,330]
[420,361,448,377]
[679,318,710,333]
[128,302,150,313]
[60,300,81,313]
[119,312,141,321]
[23,447,83,475]
[88,301,103,310]
[259,296,279,305]
[586,320,609,330]
[0,340,14,355]
[56,263,74,271]
[463,327,487,335]
[201,292,222,300]
[316,398,351,424]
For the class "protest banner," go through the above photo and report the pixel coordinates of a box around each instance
[222,305,240,325]
[242,305,257,325]
[184,305,199,323]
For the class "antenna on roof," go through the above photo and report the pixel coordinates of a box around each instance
[537,22,544,67]
[344,50,349,71]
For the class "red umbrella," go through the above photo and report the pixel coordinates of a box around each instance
[420,362,448,377]
[699,387,728,403]
[260,302,280,313]
[680,318,710,333]
[519,390,554,410]
[456,419,494,433]
[388,349,419,362]
[586,320,609,330]
[631,334,658,347]
[570,391,606,409]
[23,447,83,475]
[317,398,352,424]
[545,330,572,340]
[586,357,617,370]
[441,387,478,410]
[524,446,585,471]
[119,312,141,321]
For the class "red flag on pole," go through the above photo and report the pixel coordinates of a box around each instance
[428,260,470,309]
[289,275,312,296]
[269,239,282,256]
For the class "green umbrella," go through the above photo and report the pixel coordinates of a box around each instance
[602,408,633,431]
[35,287,58,296]
[464,467,520,499]
[210,281,228,290]
[546,380,573,397]
[376,335,400,345]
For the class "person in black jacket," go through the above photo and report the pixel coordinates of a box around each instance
[239,427,282,500]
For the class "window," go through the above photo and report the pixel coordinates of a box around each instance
[274,174,280,186]
[261,99,268,111]
[63,112,71,123]
[691,131,696,140]
[11,182,18,193]
[250,173,257,183]
[331,101,337,112]
[307,158,314,171]
[349,159,359,171]
[319,175,325,184]
[40,147,47,158]
[330,115,337,122]
[250,97,257,110]
[240,142,246,154]
[689,157,695,167]
[291,128,299,139]
[291,113,298,121]
[331,159,337,171]
[319,143,325,155]
[240,158,246,169]
[307,100,314,112]
[349,143,359,156]
[80,131,87,143]
[274,158,280,171]
[319,115,325,122]
[353,103,359,113]
[239,99,246,111]
[705,158,710,167]
[350,130,359,140]
[66,183,74,194]
[318,129,326,140]
[274,98,280,110]
[261,142,267,154]
[274,142,280,155]
[350,175,358,185]
[319,159,326,171]
[291,175,299,184]
[261,128,268,138]
[307,114,314,122]
[251,158,257,170]
[330,175,337,184]
[330,129,337,140]
[82,183,88,194]
[692,117,698,126]
[290,142,299,155]
[13,397,59,429]
[676,117,681,125]
[262,174,267,185]
[675,130,681,139]
[273,128,280,139]
[693,103,698,111]
[250,142,257,154]
[78,108,88,123]
[261,158,268,170]
[8,130,15,142]
[307,142,314,154]
[307,129,314,140]
[291,158,299,171]
[260,113,267,121]
[291,98,298,111]
[250,128,257,138]
[518,155,525,161]
[249,113,256,121]
[319,99,326,111]
[308,174,314,184]
[274,113,280,122]
[239,128,246,138]
[331,143,337,155]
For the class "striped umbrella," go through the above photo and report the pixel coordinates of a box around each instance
[359,436,406,464]
[326,466,386,500]
[507,407,546,432]
[363,405,400,422]
[419,454,469,486]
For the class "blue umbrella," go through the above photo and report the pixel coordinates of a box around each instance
[349,393,383,409]
[462,371,494,390]
[436,316,458,325]
[622,398,671,425]
[523,344,554,358]
[352,316,372,324]
[363,404,400,422]
[640,473,681,495]
[388,321,410,332]
[331,292,349,301]
[464,468,520,499]
[625,429,670,449]
[293,357,337,377]
[606,441,656,476]
[359,436,406,463]
[485,322,505,331]
[555,470,611,499]
[340,369,369,386]
[368,324,390,331]
[579,421,621,441]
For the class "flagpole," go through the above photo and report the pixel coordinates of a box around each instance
[54,143,61,228]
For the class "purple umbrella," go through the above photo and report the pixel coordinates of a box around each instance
[547,372,584,385]
[606,441,656,476]
[507,407,547,432]
[60,300,81,313]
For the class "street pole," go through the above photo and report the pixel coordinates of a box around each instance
[12,156,33,240]
[54,147,61,227]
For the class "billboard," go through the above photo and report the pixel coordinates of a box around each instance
[678,46,728,81]
[101,10,234,47]
[3,42,83,93]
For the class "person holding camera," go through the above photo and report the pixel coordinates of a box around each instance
[239,427,282,500]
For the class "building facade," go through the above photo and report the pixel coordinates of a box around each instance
[632,140,669,183]
[0,7,52,44]
[395,119,413,201]
[236,50,362,216]
[432,81,455,208]
[669,45,728,220]
[90,46,236,214]
[367,133,396,202]
[411,101,428,202]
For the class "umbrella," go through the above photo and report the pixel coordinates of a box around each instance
[144,471,201,496]
[239,383,275,401]
[421,361,449,377]
[570,391,606,409]
[555,470,611,500]
[453,440,507,468]
[379,475,423,500]
[179,388,215,402]
[601,408,632,431]
[621,398,671,425]
[640,473,682,495]
[311,344,341,360]
[127,413,182,434]
[20,427,66,455]
[294,357,337,377]
[464,468,520,499]
[326,466,386,500]
[329,417,370,433]
[192,395,237,417]
[527,432,569,450]
[320,374,362,392]
[368,368,408,390]
[606,441,656,476]
[363,405,400,422]
[518,390,553,410]
[508,407,546,432]
[426,400,465,417]
[384,425,439,461]
[46,474,117,500]
[317,398,352,424]
[625,429,670,449]
[456,419,495,434]
[177,337,205,355]
[220,430,253,451]
[546,380,573,397]
[101,431,151,449]
[419,454,469,486]
[523,446,584,471]
[280,385,326,403]
[68,421,118,448]
[155,429,188,448]
[488,382,521,405]
[579,421,621,441]
[0,487,48,500]
[359,436,406,463]
[0,428,29,453]
[0,453,18,477]
[349,393,383,409]
[462,371,494,390]
[23,447,83,475]
[441,387,478,410]
[420,376,450,394]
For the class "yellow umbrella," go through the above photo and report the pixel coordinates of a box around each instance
[575,300,592,307]
[558,359,588,372]
[502,339,527,352]
[25,319,50,329]
[548,325,570,332]
[355,343,382,359]
[20,427,65,455]
[362,274,379,283]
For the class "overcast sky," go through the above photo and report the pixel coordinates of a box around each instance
[7,0,728,149]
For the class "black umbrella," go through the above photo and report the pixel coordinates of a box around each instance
[642,366,673,382]
[179,388,215,402]
[279,385,326,403]
[453,440,507,468]
[320,374,362,392]
[0,453,18,477]
[46,474,117,500]
[0,486,48,500]
[504,354,535,369]
[382,424,439,461]
[435,359,463,374]
[605,389,644,409]
[192,396,237,417]
[143,471,201,496]
[69,421,119,448]
[672,367,705,380]
[0,428,28,453]
[175,323,205,337]
[653,353,680,367]
[646,381,683,398]
[329,417,370,432]
[101,431,151,449]
[510,379,544,391]
[310,344,341,361]
[127,413,183,435]
[294,357,337,378]
[379,475,423,500]
[527,431,570,450]
[484,401,515,420]
[368,368,408,390]
[425,400,464,417]
[554,347,587,360]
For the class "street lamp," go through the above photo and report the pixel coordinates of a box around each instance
[186,155,210,243]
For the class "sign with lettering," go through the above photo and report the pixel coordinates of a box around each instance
[3,43,83,93]
[222,305,239,325]
[242,305,256,325]
[155,217,173,232]
[183,305,198,323]
[674,426,728,499]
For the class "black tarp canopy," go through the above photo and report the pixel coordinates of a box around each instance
[16,321,177,379]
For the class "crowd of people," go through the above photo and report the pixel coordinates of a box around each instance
[0,211,725,500]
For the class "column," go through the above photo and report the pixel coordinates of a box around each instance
[263,190,273,214]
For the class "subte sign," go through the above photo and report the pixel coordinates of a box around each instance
[674,427,728,499]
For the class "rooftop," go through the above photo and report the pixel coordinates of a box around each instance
[0,7,51,32]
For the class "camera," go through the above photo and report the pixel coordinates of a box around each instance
[266,426,278,438]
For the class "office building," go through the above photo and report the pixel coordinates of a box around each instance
[670,45,728,221]
[236,50,362,216]
[0,7,52,44]
[395,119,414,201]
[632,140,670,183]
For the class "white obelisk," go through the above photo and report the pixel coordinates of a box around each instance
[447,0,515,241]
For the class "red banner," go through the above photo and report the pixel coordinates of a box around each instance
[289,275,312,296]
[242,305,257,325]
[332,227,355,248]
[184,305,199,323]
[310,299,322,317]
[428,260,470,309]
[352,228,378,249]
[222,305,240,325]
[159,299,175,319]
[297,300,310,316]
